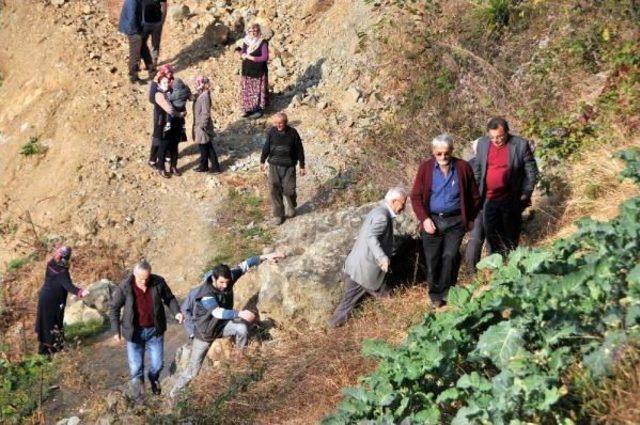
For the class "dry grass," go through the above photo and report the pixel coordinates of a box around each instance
[183,286,429,425]
[537,141,640,244]
[580,348,640,424]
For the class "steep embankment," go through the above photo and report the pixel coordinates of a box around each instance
[0,0,387,290]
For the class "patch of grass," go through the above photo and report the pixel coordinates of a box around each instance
[65,318,108,341]
[7,257,30,272]
[0,354,53,423]
[19,136,46,157]
[205,188,274,269]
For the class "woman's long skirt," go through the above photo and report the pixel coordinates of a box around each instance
[241,73,268,113]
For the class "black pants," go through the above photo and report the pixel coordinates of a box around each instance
[141,22,163,68]
[483,198,523,257]
[464,212,485,274]
[197,142,221,171]
[328,274,389,328]
[149,137,161,163]
[156,137,178,171]
[421,215,466,300]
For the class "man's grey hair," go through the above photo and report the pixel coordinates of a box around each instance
[384,187,407,203]
[431,133,454,150]
[274,112,288,123]
[133,259,152,274]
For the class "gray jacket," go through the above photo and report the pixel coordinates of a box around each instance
[473,135,539,201]
[343,202,395,291]
[192,91,214,144]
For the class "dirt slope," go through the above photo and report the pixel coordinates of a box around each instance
[0,0,382,292]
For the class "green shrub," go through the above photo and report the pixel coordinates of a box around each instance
[19,136,46,157]
[0,355,53,423]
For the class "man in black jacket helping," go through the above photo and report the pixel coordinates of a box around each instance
[109,260,183,403]
[260,112,305,225]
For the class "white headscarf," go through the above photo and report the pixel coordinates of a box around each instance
[243,24,264,54]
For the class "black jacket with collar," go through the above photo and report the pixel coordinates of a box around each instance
[109,273,181,341]
[473,134,539,201]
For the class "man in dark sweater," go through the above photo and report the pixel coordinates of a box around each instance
[260,113,306,225]
[109,260,183,404]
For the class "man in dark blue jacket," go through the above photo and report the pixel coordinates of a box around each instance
[170,252,284,399]
[118,0,153,83]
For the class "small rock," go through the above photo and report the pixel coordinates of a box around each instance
[169,4,190,21]
[50,0,66,6]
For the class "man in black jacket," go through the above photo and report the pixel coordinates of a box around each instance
[169,260,266,399]
[473,118,539,257]
[260,112,306,225]
[109,260,183,403]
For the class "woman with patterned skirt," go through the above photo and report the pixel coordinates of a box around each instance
[237,23,269,119]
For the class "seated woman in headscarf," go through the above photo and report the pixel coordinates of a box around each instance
[35,246,89,355]
[236,23,269,119]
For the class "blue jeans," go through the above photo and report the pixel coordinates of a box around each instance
[126,327,164,385]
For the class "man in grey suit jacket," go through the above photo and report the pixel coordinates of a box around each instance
[473,117,539,257]
[328,187,408,328]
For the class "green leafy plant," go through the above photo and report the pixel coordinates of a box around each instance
[19,136,46,157]
[0,355,53,423]
[323,150,640,424]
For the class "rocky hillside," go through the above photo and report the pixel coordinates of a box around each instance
[0,0,639,424]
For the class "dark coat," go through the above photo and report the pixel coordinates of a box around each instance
[192,283,234,343]
[108,273,180,341]
[35,260,81,348]
[473,135,539,201]
[410,157,482,230]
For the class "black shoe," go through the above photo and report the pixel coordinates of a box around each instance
[129,75,144,84]
[209,169,222,174]
[194,167,208,173]
[249,110,263,119]
[170,167,182,176]
[158,169,171,179]
[241,111,250,118]
[148,161,156,168]
[150,380,161,396]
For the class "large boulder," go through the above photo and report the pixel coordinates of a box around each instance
[234,203,419,328]
[82,279,117,315]
[63,300,103,326]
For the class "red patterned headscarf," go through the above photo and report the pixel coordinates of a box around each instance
[194,75,210,93]
[156,64,176,85]
[53,245,72,268]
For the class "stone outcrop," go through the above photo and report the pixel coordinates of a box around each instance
[234,203,420,328]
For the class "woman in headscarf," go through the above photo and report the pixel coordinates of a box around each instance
[148,64,175,169]
[193,75,221,173]
[237,23,269,119]
[35,246,89,355]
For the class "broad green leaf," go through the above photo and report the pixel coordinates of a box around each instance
[476,321,525,369]
[477,253,503,270]
[583,331,627,378]
[457,372,492,392]
[435,387,460,403]
[412,405,441,424]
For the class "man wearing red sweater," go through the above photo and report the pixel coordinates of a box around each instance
[410,134,481,306]
[473,118,539,258]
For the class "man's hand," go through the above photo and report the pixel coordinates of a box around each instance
[423,218,436,234]
[299,167,306,176]
[77,288,90,298]
[379,259,390,273]
[260,163,268,172]
[238,310,256,323]
[263,252,286,262]
[175,313,184,324]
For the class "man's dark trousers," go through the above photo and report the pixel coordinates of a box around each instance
[328,274,389,328]
[483,198,522,257]
[268,165,296,218]
[465,212,484,274]
[422,214,466,302]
